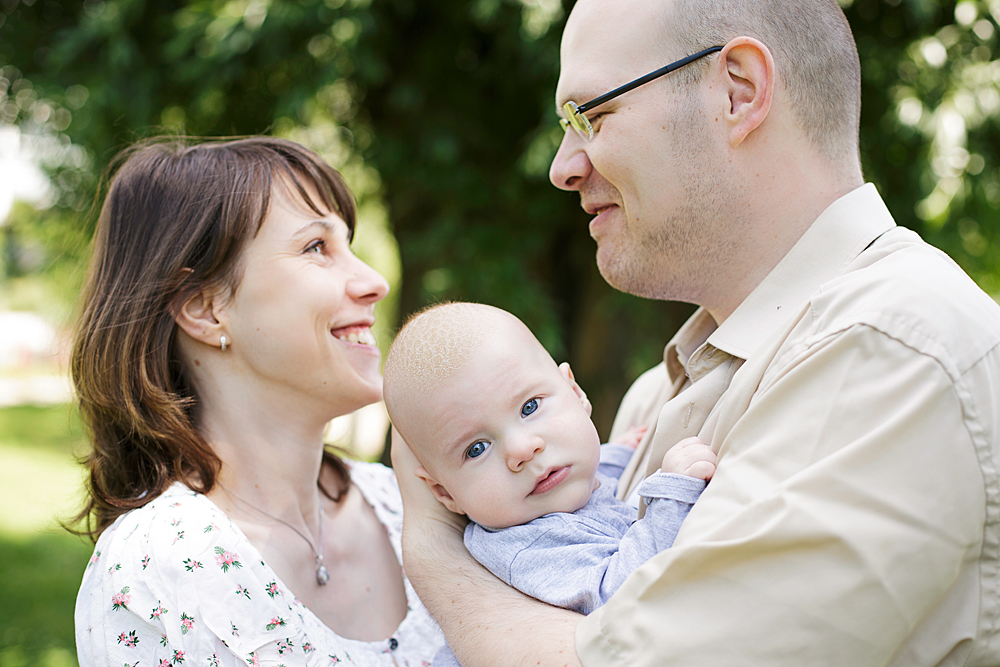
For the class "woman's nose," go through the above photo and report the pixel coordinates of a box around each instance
[348,256,390,304]
[549,131,592,191]
[506,433,545,472]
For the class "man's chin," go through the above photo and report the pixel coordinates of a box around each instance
[596,253,670,301]
[597,251,639,295]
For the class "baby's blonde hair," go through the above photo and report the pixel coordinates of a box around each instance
[383,302,510,429]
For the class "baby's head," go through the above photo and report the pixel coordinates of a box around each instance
[383,303,601,529]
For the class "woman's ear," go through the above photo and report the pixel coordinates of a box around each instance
[719,37,775,148]
[415,466,466,516]
[174,285,228,350]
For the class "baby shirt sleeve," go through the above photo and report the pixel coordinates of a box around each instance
[597,443,636,481]
[632,472,706,552]
[464,473,705,616]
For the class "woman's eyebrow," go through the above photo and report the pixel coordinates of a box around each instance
[292,219,343,238]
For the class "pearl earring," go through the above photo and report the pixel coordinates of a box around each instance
[220,335,228,351]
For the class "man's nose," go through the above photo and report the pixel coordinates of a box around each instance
[549,130,592,191]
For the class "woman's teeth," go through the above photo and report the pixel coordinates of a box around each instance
[337,330,376,345]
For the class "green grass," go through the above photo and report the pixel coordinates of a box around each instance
[0,531,91,667]
[0,403,92,667]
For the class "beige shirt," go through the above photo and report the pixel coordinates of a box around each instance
[578,184,1000,666]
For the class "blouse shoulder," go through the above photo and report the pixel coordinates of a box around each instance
[345,459,403,519]
[78,483,308,666]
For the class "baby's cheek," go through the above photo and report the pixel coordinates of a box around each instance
[461,481,519,529]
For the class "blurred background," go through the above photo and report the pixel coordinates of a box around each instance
[1,0,999,664]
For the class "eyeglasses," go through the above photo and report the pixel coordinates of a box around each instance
[559,46,724,141]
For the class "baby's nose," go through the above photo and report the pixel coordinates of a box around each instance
[506,434,545,471]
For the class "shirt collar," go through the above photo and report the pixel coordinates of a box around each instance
[664,183,896,381]
[665,308,717,383]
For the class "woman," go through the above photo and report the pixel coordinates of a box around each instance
[71,137,443,666]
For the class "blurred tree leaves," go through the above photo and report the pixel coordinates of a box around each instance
[1,0,999,435]
[847,0,1000,294]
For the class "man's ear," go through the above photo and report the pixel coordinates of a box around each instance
[174,285,228,349]
[719,37,775,148]
[558,362,593,417]
[415,466,466,516]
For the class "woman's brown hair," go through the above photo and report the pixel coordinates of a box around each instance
[71,136,356,538]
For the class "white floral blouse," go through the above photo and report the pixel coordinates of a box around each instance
[75,459,444,667]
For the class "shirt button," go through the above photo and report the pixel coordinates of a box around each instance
[388,638,398,651]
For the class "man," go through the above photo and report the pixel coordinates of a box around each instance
[392,0,1000,665]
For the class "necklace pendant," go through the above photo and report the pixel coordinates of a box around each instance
[316,564,330,586]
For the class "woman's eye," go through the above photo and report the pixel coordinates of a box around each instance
[466,441,490,459]
[521,398,539,417]
[306,239,326,254]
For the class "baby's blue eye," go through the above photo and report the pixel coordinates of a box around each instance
[521,398,539,417]
[466,441,489,459]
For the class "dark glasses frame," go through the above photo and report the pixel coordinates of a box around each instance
[560,45,724,141]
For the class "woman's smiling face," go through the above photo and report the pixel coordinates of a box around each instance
[221,180,390,418]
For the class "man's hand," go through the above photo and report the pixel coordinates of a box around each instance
[612,425,648,450]
[661,436,717,480]
[391,426,467,533]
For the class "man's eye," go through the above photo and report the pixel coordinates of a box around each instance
[466,441,490,459]
[521,398,539,417]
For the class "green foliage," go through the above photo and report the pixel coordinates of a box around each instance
[1,201,89,322]
[846,0,1000,293]
[0,2,998,659]
[1,0,999,434]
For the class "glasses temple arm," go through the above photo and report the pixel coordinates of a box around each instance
[576,46,724,114]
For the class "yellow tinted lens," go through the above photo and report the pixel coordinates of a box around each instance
[561,101,593,141]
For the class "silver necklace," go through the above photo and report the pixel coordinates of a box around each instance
[218,481,330,586]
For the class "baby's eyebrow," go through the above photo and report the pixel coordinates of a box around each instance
[444,439,467,459]
[443,430,479,460]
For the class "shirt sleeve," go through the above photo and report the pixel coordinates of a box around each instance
[578,324,990,667]
[597,443,637,481]
[432,641,463,667]
[637,472,705,540]
[466,474,703,616]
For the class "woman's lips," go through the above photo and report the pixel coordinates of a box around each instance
[330,325,376,346]
[531,466,571,496]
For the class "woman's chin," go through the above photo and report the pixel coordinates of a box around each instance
[328,372,383,417]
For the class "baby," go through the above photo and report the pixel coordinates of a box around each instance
[383,303,715,665]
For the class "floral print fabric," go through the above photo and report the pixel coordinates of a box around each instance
[75,460,443,667]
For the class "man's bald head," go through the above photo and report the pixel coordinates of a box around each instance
[565,0,861,167]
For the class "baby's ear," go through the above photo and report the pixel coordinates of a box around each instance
[558,362,592,417]
[415,466,466,516]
